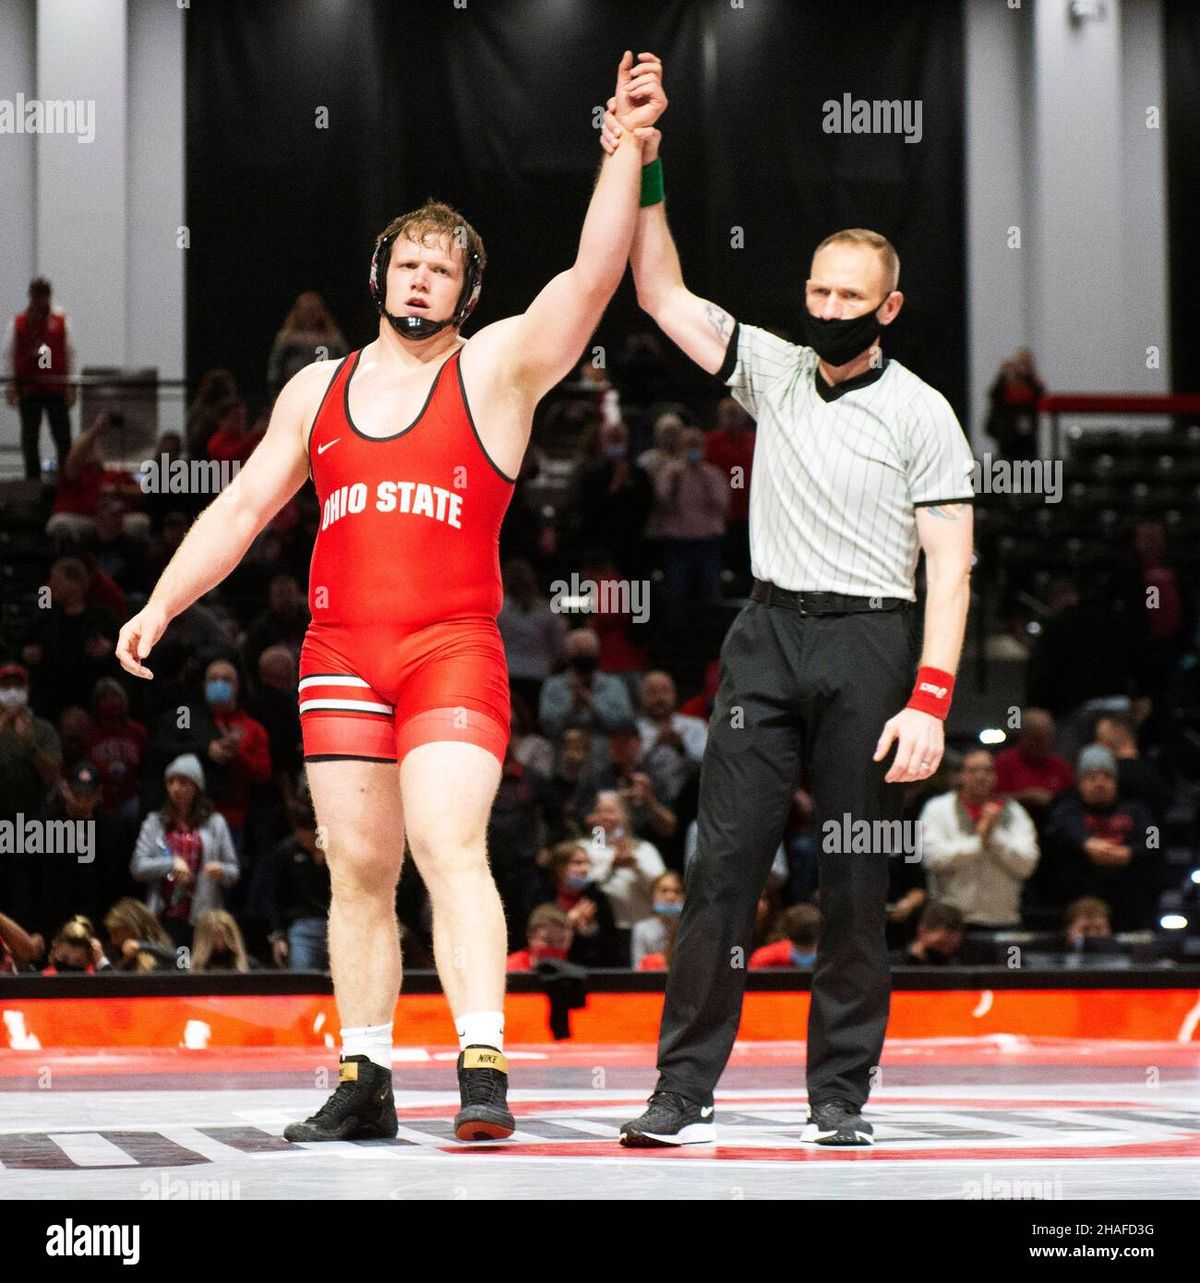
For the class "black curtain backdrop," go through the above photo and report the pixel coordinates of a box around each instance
[186,0,965,418]
[1165,0,1199,395]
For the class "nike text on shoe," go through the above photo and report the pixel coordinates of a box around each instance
[620,1091,717,1147]
[283,1054,398,1142]
[800,1098,875,1146]
[454,1045,515,1141]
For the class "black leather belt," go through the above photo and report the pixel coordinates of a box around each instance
[751,579,908,615]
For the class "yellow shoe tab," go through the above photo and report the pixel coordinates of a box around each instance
[463,1047,508,1074]
[339,1060,359,1082]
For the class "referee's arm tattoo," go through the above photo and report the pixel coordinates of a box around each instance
[923,503,969,520]
[703,301,732,343]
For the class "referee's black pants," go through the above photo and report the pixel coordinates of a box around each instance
[655,597,918,1109]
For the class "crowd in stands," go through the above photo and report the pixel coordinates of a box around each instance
[1,292,1195,977]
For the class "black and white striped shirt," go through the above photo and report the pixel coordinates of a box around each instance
[719,323,974,601]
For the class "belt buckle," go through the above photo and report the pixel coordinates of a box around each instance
[796,591,808,617]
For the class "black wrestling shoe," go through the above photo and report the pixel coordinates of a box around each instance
[454,1046,515,1141]
[284,1054,397,1142]
[620,1091,716,1147]
[800,1098,874,1146]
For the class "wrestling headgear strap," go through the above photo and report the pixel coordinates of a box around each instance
[369,232,483,341]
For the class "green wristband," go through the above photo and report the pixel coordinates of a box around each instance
[640,157,664,207]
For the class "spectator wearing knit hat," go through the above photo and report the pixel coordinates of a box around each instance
[1043,746,1160,931]
[130,753,239,949]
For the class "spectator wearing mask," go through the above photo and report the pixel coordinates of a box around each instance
[893,902,965,966]
[919,747,1040,928]
[1043,746,1158,931]
[993,709,1075,824]
[539,628,635,772]
[130,754,240,949]
[192,909,260,972]
[506,904,574,971]
[3,276,75,480]
[582,790,666,938]
[632,871,684,968]
[1092,712,1172,825]
[145,658,272,849]
[102,898,178,971]
[20,557,120,722]
[542,841,620,967]
[0,661,62,821]
[269,782,331,971]
[497,558,567,717]
[84,677,147,821]
[749,904,822,968]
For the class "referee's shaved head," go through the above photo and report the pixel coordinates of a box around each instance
[813,228,900,293]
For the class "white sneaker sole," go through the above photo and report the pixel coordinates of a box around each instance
[621,1121,717,1146]
[800,1123,874,1146]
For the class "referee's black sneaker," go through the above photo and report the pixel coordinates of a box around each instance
[620,1091,717,1147]
[800,1098,874,1146]
[283,1054,398,1141]
[454,1046,515,1141]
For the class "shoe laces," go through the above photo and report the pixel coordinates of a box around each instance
[648,1090,696,1113]
[461,1066,507,1107]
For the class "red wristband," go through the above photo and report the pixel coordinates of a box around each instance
[907,666,955,719]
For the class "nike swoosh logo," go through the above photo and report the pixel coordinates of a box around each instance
[317,438,340,454]
[700,1106,714,1118]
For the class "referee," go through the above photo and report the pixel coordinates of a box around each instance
[600,113,975,1146]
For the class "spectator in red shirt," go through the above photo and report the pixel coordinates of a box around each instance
[679,659,720,722]
[506,904,574,971]
[4,276,75,479]
[994,708,1074,822]
[204,398,266,465]
[84,677,147,820]
[704,396,755,586]
[41,916,103,974]
[749,904,821,968]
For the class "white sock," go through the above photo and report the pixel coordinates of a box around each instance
[340,1022,392,1071]
[456,1011,504,1053]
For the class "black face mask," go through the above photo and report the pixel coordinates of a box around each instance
[798,292,892,366]
[568,655,598,676]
